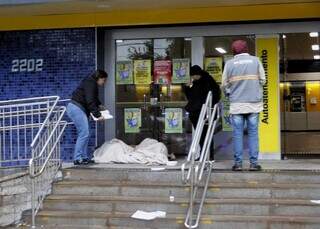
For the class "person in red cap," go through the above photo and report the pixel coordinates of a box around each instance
[221,40,266,171]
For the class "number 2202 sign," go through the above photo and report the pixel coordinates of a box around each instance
[11,59,44,73]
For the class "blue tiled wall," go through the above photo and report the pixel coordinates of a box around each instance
[0,28,97,164]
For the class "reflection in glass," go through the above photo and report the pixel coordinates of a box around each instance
[280,32,320,157]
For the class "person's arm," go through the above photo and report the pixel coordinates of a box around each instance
[258,60,266,85]
[84,81,102,118]
[183,84,193,100]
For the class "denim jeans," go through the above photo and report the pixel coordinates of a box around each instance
[66,103,90,161]
[231,113,259,165]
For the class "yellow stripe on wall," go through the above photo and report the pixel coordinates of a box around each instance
[0,2,319,31]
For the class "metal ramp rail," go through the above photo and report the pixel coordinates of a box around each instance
[0,96,67,228]
[181,91,220,228]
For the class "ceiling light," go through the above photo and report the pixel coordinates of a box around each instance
[310,32,319,37]
[312,45,320,51]
[282,35,286,39]
[184,38,192,41]
[215,47,227,54]
[314,55,320,60]
[116,40,123,43]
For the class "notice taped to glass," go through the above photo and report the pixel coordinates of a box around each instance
[172,58,190,84]
[165,108,183,134]
[116,61,133,85]
[204,57,223,83]
[124,108,142,133]
[154,60,172,84]
[134,60,152,85]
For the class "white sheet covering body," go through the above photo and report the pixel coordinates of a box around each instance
[93,138,169,165]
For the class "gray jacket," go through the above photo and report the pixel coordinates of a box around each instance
[221,53,265,103]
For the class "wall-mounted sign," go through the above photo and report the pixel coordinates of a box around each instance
[11,59,43,72]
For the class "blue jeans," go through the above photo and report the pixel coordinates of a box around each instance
[231,113,259,166]
[66,103,90,161]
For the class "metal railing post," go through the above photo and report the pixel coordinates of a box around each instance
[182,91,219,228]
[0,96,67,228]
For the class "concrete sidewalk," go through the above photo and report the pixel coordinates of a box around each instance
[62,159,320,171]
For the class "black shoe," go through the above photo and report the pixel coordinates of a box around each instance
[73,160,82,166]
[232,164,243,171]
[249,164,262,171]
[82,158,95,165]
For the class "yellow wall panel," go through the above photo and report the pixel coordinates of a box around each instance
[0,2,319,31]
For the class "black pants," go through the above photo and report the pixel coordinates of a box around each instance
[189,112,214,160]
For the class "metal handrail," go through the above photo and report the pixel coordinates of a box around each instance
[0,96,59,105]
[26,99,66,228]
[29,107,66,165]
[181,91,220,228]
[30,97,60,148]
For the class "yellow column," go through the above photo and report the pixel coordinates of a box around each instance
[256,36,281,159]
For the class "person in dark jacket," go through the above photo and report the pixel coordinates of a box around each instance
[66,70,108,165]
[184,65,221,160]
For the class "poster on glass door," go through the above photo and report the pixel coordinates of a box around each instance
[133,60,152,84]
[154,60,172,84]
[172,58,190,84]
[204,57,223,83]
[165,108,183,134]
[221,94,232,131]
[124,108,142,133]
[116,61,133,85]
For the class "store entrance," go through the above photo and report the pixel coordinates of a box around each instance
[113,35,258,160]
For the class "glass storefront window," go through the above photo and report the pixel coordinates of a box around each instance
[205,35,255,57]
[115,38,192,155]
[280,32,320,157]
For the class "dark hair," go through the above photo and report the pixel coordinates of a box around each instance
[92,69,108,80]
[190,65,203,76]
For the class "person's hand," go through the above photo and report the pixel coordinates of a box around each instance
[97,116,105,121]
[185,80,193,88]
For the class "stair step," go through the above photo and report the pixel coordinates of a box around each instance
[24,210,320,229]
[63,168,320,184]
[52,180,320,199]
[42,195,320,216]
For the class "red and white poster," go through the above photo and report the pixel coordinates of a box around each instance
[154,60,172,84]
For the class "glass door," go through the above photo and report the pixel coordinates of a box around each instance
[115,38,192,155]
[280,32,320,158]
[204,35,256,160]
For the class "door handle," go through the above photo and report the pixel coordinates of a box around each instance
[160,93,165,115]
[143,94,147,110]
